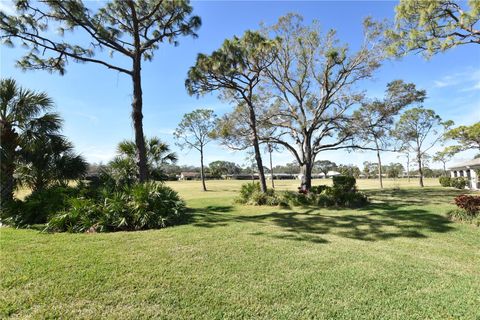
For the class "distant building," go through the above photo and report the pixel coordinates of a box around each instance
[449,159,480,190]
[266,173,296,180]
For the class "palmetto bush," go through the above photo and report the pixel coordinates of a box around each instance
[47,182,186,233]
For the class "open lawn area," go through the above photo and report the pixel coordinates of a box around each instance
[1,179,479,319]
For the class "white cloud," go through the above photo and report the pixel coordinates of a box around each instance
[433,68,480,91]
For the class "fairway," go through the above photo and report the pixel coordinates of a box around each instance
[1,179,479,319]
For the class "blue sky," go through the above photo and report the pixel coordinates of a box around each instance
[1,0,479,170]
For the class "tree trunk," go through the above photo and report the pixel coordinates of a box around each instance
[417,151,424,187]
[269,146,275,189]
[376,148,383,189]
[406,153,410,182]
[200,145,207,191]
[0,124,17,207]
[131,56,148,182]
[300,162,313,192]
[247,104,267,193]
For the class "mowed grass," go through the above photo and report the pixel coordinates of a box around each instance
[2,179,480,319]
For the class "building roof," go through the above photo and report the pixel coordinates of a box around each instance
[449,158,480,170]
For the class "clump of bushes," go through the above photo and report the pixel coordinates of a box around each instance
[450,177,467,189]
[1,186,80,226]
[235,182,287,206]
[447,194,480,226]
[3,174,187,233]
[453,195,480,215]
[47,182,186,233]
[236,176,368,208]
[440,176,467,189]
[439,176,451,187]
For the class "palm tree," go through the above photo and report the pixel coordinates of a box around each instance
[16,135,88,191]
[0,78,61,205]
[109,137,177,184]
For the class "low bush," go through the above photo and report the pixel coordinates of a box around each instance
[310,185,330,194]
[439,176,451,187]
[280,177,368,208]
[47,182,187,233]
[332,176,357,193]
[48,198,102,233]
[453,194,480,215]
[2,186,79,226]
[447,208,480,226]
[450,177,467,189]
[235,182,287,206]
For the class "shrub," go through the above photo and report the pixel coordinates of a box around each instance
[336,192,369,208]
[237,182,261,203]
[281,182,368,209]
[310,185,330,194]
[3,186,79,226]
[236,182,287,206]
[236,178,368,208]
[439,176,451,187]
[332,176,357,193]
[453,195,480,215]
[47,182,187,233]
[447,208,480,226]
[450,177,467,189]
[48,198,102,233]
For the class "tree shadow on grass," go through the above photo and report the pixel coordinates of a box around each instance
[184,205,235,228]
[364,187,467,206]
[186,188,457,244]
[243,207,453,243]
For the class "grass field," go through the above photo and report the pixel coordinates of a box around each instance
[2,179,480,319]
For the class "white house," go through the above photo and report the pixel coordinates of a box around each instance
[449,158,480,190]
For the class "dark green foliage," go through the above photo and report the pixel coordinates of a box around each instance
[47,182,187,233]
[1,186,79,226]
[237,182,261,202]
[235,182,286,206]
[108,137,178,185]
[47,198,103,233]
[282,177,368,208]
[450,177,467,189]
[439,176,452,187]
[332,176,357,193]
[0,78,60,206]
[310,185,330,194]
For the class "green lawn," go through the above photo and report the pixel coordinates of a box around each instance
[1,179,479,319]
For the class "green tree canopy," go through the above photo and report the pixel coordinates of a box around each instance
[186,30,277,193]
[351,80,425,188]
[107,137,177,186]
[393,107,453,187]
[313,160,338,176]
[259,14,385,191]
[443,122,480,154]
[0,78,62,204]
[386,0,480,57]
[17,135,87,191]
[174,109,216,191]
[208,161,241,177]
[1,0,201,182]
